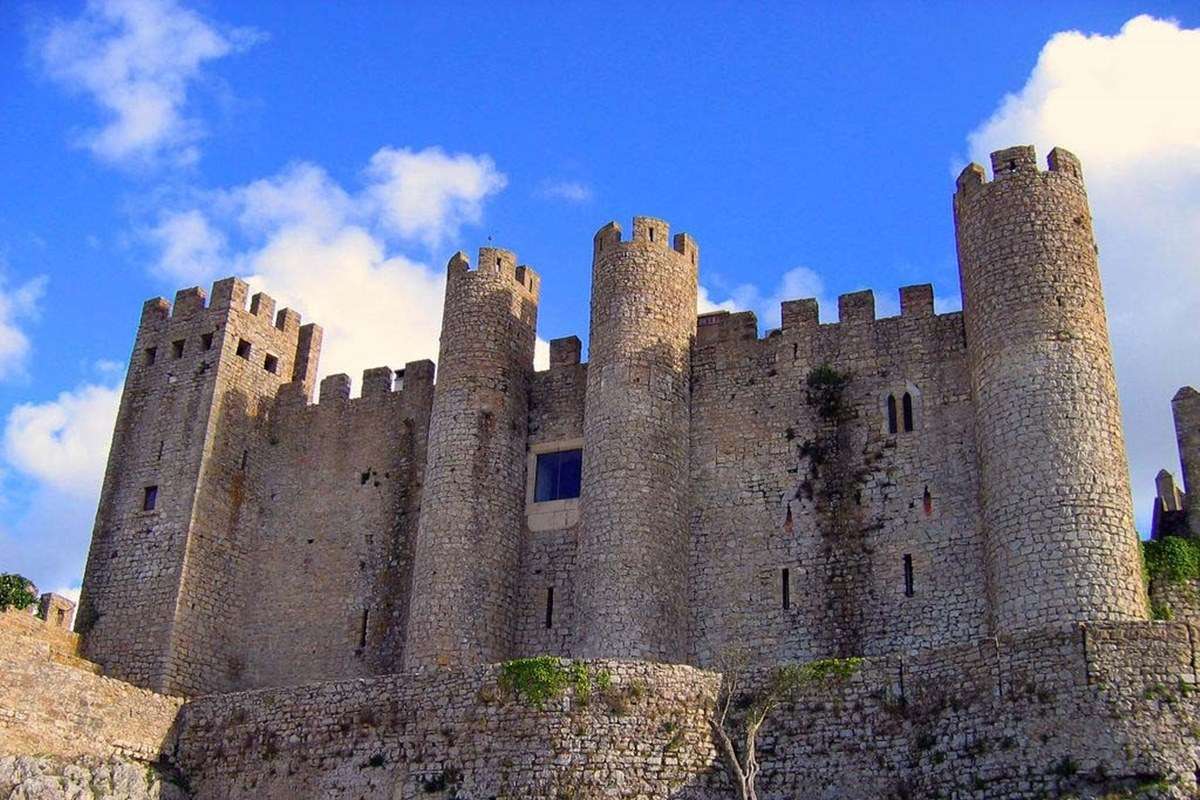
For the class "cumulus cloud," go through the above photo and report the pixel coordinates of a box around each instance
[0,276,48,382]
[3,383,122,498]
[965,14,1200,530]
[539,180,593,204]
[39,0,263,166]
[148,146,521,386]
[148,209,227,282]
[0,381,121,591]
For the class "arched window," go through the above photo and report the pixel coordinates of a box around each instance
[886,394,898,434]
[902,392,915,432]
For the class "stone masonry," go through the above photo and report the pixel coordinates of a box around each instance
[73,146,1161,694]
[6,143,1200,799]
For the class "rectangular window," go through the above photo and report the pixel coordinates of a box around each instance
[143,486,158,511]
[263,354,279,374]
[781,568,791,610]
[903,554,914,597]
[235,339,252,360]
[358,608,369,649]
[534,449,582,502]
[544,586,554,629]
[144,347,157,366]
[201,332,214,351]
[171,339,185,359]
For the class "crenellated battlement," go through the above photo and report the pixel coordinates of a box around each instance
[447,248,540,298]
[955,145,1084,200]
[697,284,954,350]
[593,217,700,266]
[307,359,437,406]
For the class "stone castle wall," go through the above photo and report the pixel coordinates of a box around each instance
[688,290,987,666]
[168,621,1200,799]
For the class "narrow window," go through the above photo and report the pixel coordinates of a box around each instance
[240,450,248,470]
[781,568,791,610]
[171,339,185,359]
[923,486,932,515]
[142,486,158,511]
[201,332,214,351]
[235,339,252,360]
[55,608,65,625]
[649,227,655,242]
[534,449,583,502]
[144,347,157,366]
[358,608,369,648]
[544,587,554,629]
[902,392,914,432]
[903,554,914,597]
[886,394,898,434]
[263,354,279,374]
[157,440,164,461]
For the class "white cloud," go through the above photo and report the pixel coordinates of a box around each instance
[965,14,1200,531]
[149,147,509,387]
[364,147,507,249]
[40,0,263,167]
[699,266,834,329]
[539,180,593,204]
[148,209,227,282]
[3,383,122,498]
[0,276,47,381]
[0,381,121,592]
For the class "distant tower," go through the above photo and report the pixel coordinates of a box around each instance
[1173,386,1200,535]
[404,248,539,667]
[954,145,1147,633]
[574,217,698,661]
[76,279,321,694]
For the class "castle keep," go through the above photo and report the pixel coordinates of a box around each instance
[71,144,1153,697]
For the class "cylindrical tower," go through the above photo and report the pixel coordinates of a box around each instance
[404,248,539,668]
[954,145,1147,634]
[574,216,698,661]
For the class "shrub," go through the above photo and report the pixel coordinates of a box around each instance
[0,574,36,613]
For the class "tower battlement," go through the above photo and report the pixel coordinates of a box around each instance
[593,217,699,266]
[955,145,1084,198]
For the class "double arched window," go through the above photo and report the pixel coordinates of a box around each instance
[886,392,915,434]
[883,385,920,434]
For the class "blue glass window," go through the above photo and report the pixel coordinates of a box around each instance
[534,449,582,502]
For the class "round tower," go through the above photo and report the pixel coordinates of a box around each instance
[574,217,698,661]
[404,248,539,668]
[954,145,1147,634]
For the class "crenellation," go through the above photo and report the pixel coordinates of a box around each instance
[361,366,393,396]
[548,335,582,368]
[781,296,819,331]
[248,291,275,319]
[171,286,206,318]
[899,283,934,316]
[837,288,875,324]
[319,372,352,401]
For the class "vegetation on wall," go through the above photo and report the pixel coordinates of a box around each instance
[1142,536,1200,587]
[711,649,862,800]
[497,656,607,709]
[0,573,36,613]
[805,365,851,421]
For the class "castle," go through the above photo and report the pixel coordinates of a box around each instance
[74,144,1155,695]
[5,145,1196,798]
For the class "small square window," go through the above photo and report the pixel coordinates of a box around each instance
[143,486,158,511]
[201,333,214,351]
[534,449,582,502]
[264,354,279,374]
[172,340,185,359]
[144,347,157,366]
[236,339,252,360]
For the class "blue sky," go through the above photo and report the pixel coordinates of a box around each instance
[1,1,1198,596]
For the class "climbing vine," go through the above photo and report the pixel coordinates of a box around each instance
[805,365,851,421]
[0,573,35,614]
